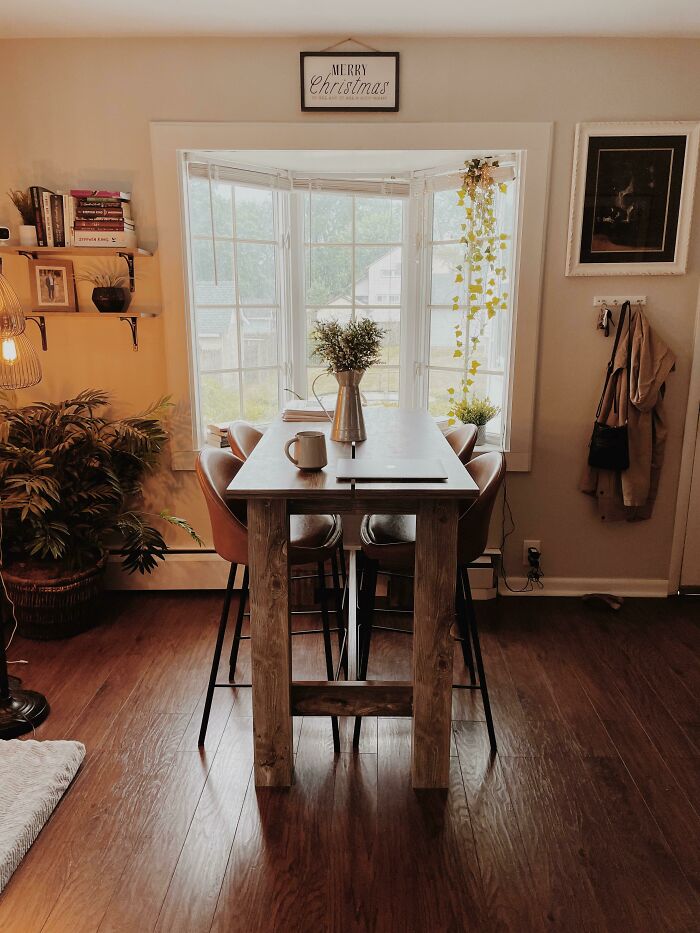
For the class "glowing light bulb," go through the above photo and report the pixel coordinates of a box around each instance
[1,337,18,363]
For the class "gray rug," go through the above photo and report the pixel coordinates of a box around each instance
[0,739,85,893]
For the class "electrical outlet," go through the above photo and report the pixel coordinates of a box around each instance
[523,539,541,566]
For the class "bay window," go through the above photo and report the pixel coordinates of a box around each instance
[184,152,519,448]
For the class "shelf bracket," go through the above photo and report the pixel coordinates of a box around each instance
[120,315,139,351]
[26,315,48,351]
[18,250,39,261]
[117,252,136,292]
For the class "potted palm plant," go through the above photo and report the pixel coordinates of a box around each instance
[452,394,500,445]
[0,390,201,639]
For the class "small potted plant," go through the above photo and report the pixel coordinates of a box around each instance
[77,266,131,313]
[0,390,202,639]
[452,394,500,445]
[8,189,37,247]
[310,317,386,442]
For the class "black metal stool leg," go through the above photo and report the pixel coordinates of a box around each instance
[455,569,477,685]
[199,563,236,747]
[318,561,341,754]
[353,558,378,748]
[228,567,249,681]
[331,551,348,679]
[461,567,497,755]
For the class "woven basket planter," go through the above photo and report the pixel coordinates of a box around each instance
[3,555,107,640]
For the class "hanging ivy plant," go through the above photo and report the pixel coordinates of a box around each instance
[447,157,510,426]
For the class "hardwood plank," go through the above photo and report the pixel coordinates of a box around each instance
[248,497,293,787]
[412,497,459,788]
[152,718,254,933]
[209,723,337,932]
[499,754,614,932]
[374,718,487,932]
[290,680,412,716]
[97,751,212,933]
[453,722,548,933]
[583,755,699,932]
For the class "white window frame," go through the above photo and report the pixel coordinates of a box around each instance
[151,122,552,471]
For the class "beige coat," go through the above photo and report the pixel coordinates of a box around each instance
[580,306,675,522]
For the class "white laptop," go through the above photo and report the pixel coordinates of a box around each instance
[336,458,448,482]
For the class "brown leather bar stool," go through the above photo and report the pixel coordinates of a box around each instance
[196,447,345,751]
[227,421,263,461]
[226,419,348,672]
[355,451,506,753]
[445,422,478,463]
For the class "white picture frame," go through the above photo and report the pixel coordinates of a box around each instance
[565,121,699,276]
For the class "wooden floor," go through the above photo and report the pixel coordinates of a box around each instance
[1,588,699,932]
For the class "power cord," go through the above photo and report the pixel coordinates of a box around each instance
[498,470,544,593]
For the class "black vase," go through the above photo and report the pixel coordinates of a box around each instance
[91,286,130,313]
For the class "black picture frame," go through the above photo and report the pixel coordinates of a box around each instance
[300,52,400,113]
[579,134,687,265]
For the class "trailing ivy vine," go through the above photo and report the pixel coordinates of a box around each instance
[447,157,510,425]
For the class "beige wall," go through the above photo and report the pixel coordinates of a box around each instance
[3,37,700,586]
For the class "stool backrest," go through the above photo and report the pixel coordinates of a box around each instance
[228,421,262,461]
[445,423,479,464]
[196,448,248,566]
[458,451,506,565]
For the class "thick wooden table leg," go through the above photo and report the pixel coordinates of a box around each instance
[412,498,459,789]
[248,498,293,787]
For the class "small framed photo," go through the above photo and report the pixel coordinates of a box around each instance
[566,122,699,275]
[29,258,77,312]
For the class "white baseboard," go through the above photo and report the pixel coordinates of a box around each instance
[105,551,498,599]
[498,576,669,598]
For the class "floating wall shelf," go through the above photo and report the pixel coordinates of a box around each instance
[26,312,158,352]
[0,245,153,292]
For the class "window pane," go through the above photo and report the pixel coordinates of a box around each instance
[242,368,279,422]
[432,188,465,241]
[306,246,352,306]
[241,308,278,367]
[430,244,464,305]
[212,181,233,237]
[192,241,235,304]
[361,367,399,407]
[237,243,276,304]
[235,186,274,241]
[196,309,239,370]
[364,308,400,366]
[355,197,402,243]
[429,307,468,368]
[187,176,213,237]
[305,192,352,243]
[200,372,240,426]
[355,246,401,306]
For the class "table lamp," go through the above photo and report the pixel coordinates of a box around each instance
[0,268,49,737]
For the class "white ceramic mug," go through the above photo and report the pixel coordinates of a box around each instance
[284,430,327,471]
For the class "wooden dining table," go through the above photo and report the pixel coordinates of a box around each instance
[225,407,478,790]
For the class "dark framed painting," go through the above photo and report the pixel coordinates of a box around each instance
[566,122,699,275]
[300,52,399,112]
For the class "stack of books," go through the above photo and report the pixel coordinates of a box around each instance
[29,187,136,249]
[206,422,231,448]
[282,401,334,422]
[69,189,136,248]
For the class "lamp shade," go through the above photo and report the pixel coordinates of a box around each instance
[0,272,26,337]
[0,332,42,389]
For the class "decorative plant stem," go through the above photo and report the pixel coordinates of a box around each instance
[447,157,510,425]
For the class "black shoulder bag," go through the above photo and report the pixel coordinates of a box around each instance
[587,301,631,471]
